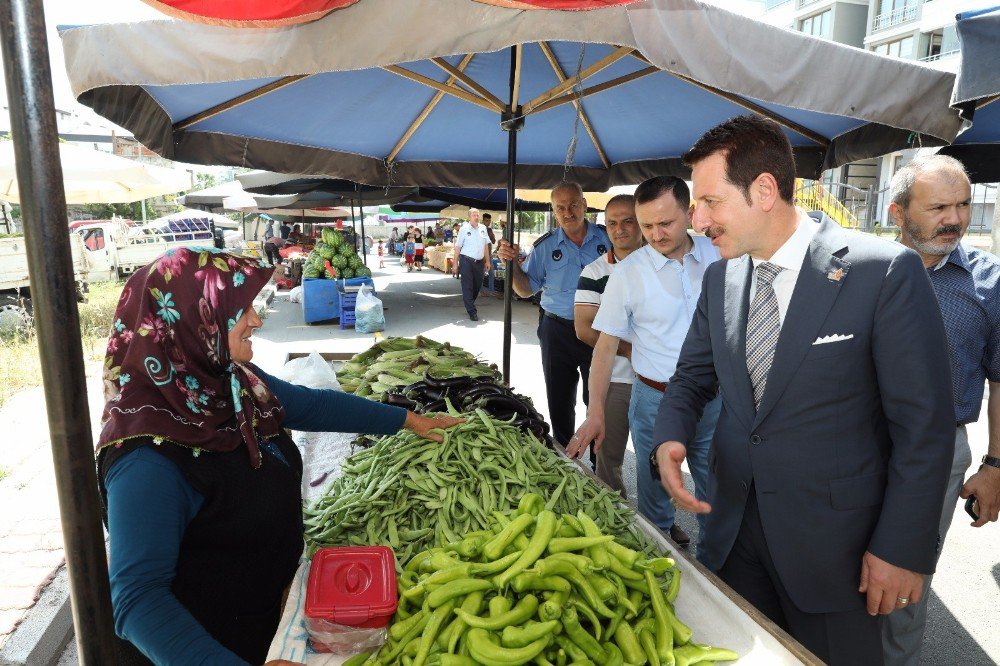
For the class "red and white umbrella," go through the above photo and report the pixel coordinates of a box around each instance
[140,0,636,27]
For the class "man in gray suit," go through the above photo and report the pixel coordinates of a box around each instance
[651,115,955,664]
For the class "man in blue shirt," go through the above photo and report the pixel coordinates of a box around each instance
[497,182,610,447]
[884,154,1000,664]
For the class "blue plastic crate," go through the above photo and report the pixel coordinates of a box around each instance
[302,278,339,324]
[339,307,357,330]
[301,277,374,324]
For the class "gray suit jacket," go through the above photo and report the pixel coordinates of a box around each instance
[653,219,955,614]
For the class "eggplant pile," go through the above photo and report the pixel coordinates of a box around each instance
[384,374,552,444]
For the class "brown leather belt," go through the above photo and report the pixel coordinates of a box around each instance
[637,374,667,392]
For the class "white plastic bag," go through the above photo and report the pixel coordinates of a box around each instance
[288,285,304,303]
[354,285,385,334]
[274,351,341,390]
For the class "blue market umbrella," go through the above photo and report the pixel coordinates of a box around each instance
[939,6,1000,183]
[60,0,963,378]
[61,0,962,189]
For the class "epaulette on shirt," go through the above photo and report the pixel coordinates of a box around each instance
[532,231,553,248]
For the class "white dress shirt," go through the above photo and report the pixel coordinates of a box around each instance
[750,212,819,326]
[593,236,721,382]
[455,222,490,260]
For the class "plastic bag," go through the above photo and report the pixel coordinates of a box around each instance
[288,285,304,303]
[354,285,385,334]
[274,351,341,390]
[305,618,389,654]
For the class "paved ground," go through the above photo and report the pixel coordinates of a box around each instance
[2,252,997,663]
[0,377,104,650]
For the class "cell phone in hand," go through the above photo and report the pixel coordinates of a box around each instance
[965,495,980,521]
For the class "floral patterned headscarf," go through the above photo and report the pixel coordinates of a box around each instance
[96,247,285,468]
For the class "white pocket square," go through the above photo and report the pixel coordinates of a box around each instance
[813,333,854,345]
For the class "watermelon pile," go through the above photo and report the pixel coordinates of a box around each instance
[302,228,373,280]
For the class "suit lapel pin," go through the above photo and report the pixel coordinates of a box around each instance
[827,268,844,282]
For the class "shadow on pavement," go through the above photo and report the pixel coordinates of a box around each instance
[921,589,995,665]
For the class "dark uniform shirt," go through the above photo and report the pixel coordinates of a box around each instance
[521,222,610,319]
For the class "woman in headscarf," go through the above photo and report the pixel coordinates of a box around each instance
[96,247,461,665]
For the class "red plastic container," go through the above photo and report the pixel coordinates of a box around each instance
[304,546,398,653]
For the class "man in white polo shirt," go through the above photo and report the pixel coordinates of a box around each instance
[568,176,722,551]
[453,208,492,321]
[570,194,643,497]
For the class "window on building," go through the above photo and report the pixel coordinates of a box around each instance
[800,10,831,39]
[926,30,943,59]
[874,35,914,59]
[877,0,916,13]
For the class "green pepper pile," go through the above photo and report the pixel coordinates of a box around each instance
[304,410,656,564]
[344,496,738,666]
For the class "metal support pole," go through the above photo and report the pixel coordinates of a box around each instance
[0,0,116,662]
[501,47,523,384]
[359,189,367,265]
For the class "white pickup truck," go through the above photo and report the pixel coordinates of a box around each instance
[75,219,218,282]
[0,232,90,333]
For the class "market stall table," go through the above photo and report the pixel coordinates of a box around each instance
[267,358,820,665]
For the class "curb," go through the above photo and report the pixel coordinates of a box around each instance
[0,566,72,666]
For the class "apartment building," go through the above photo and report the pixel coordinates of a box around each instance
[757,0,997,230]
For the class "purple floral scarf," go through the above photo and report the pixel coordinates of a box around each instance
[96,247,284,468]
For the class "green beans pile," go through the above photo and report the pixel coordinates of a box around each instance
[303,410,657,565]
[336,335,498,400]
[343,497,738,666]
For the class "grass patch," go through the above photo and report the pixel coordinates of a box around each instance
[0,465,10,482]
[0,280,123,407]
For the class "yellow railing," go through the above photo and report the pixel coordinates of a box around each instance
[794,179,859,228]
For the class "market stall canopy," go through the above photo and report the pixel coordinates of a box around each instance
[240,171,555,212]
[517,188,620,209]
[255,206,352,218]
[179,179,349,211]
[237,171,422,206]
[939,6,1000,183]
[0,141,191,205]
[139,0,634,28]
[60,0,963,189]
[180,180,290,210]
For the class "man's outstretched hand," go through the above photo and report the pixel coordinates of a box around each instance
[656,441,711,513]
[566,415,604,459]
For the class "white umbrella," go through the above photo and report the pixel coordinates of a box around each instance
[0,141,191,204]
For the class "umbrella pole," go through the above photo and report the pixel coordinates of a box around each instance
[501,46,524,384]
[0,0,116,662]
[360,190,367,266]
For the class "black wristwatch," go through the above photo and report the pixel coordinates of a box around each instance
[649,443,665,481]
[982,454,1000,470]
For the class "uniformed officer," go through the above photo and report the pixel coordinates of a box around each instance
[497,182,610,447]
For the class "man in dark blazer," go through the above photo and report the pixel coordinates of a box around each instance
[651,116,955,665]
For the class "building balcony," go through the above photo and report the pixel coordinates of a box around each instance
[797,0,827,9]
[872,5,919,32]
[919,49,959,62]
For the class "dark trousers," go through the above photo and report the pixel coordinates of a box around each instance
[459,255,485,316]
[538,313,592,447]
[264,243,281,265]
[718,488,884,665]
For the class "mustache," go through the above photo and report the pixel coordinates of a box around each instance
[935,225,962,237]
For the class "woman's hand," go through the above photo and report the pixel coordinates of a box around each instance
[403,411,464,442]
